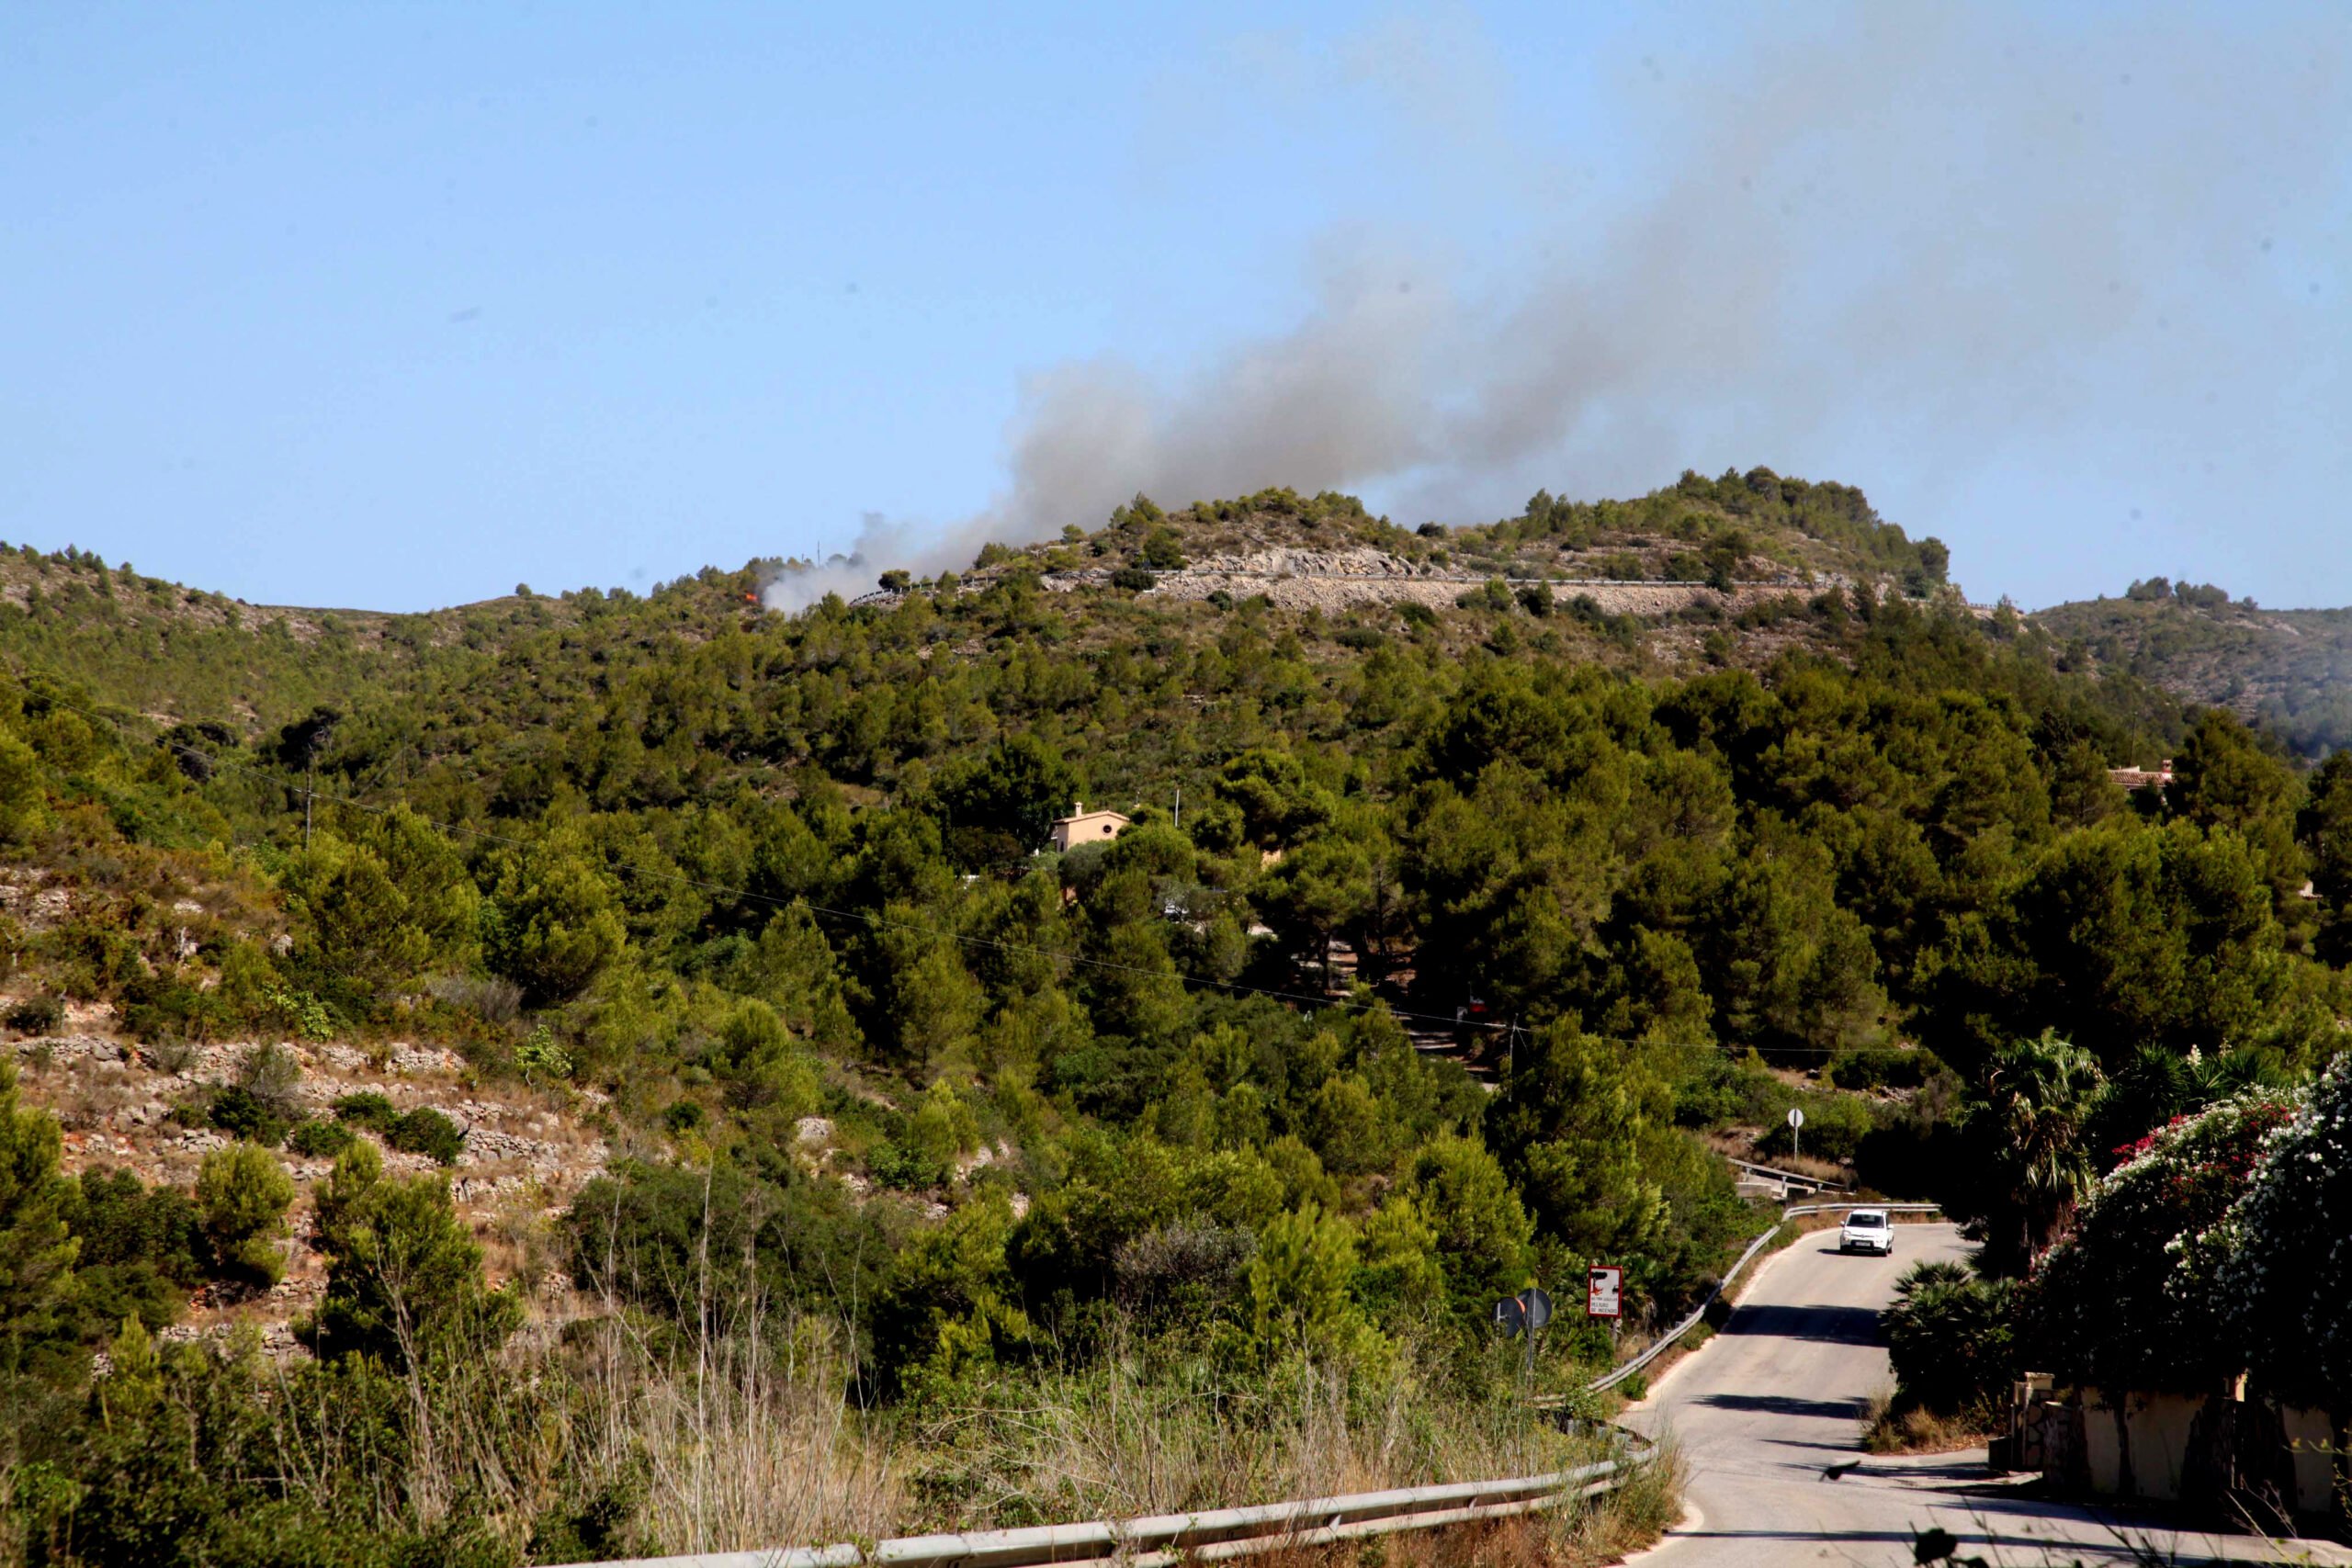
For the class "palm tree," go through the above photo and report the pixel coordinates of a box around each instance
[1980,1029,2106,1270]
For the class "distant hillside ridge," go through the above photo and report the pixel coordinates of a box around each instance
[0,468,2169,775]
[2031,577,2352,758]
[970,465,1959,599]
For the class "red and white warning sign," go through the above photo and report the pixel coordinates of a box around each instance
[1587,1265,1623,1320]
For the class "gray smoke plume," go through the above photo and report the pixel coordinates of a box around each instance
[769,4,2348,614]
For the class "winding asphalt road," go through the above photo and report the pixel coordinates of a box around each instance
[1621,1222,2345,1566]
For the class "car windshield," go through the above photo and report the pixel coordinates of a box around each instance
[1848,1213,1884,1228]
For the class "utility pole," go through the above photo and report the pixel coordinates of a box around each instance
[290,708,334,852]
[1174,784,1181,832]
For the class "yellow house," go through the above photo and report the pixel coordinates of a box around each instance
[1051,801,1131,852]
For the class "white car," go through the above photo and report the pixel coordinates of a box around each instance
[1838,1208,1895,1255]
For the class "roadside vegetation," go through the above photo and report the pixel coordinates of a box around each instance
[0,473,2346,1562]
[1867,1054,2348,1456]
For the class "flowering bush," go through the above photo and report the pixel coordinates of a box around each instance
[2217,1055,2352,1411]
[2031,1088,2299,1393]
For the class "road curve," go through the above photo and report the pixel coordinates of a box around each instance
[1621,1222,2344,1566]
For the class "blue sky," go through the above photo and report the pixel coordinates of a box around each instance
[3,4,2346,612]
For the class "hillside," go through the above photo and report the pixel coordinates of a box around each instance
[2030,579,2352,758]
[972,466,1953,606]
[0,470,2346,1564]
[0,468,2166,765]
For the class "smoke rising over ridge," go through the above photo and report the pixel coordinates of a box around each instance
[770,6,2349,613]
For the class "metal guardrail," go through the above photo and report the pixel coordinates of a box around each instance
[551,1439,1654,1568]
[1583,1201,1943,1393]
[1724,1157,1849,1193]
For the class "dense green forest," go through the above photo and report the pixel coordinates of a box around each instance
[0,472,2346,1565]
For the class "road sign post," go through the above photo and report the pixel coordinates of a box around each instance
[1494,1287,1555,1378]
[1787,1105,1804,1166]
[1587,1265,1623,1361]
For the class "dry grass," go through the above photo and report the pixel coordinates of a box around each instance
[255,1296,904,1558]
[1261,1439,1685,1568]
[27,1050,144,1132]
[897,1342,1578,1531]
[1554,1439,1685,1564]
[1702,1132,1853,1189]
[1860,1390,1995,1455]
[561,1310,901,1556]
[523,1310,1675,1559]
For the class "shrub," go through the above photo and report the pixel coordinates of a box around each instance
[386,1107,466,1166]
[263,986,335,1040]
[1752,1092,1874,1164]
[234,1042,303,1116]
[142,1035,199,1076]
[1407,1134,1533,1312]
[1137,526,1187,570]
[1455,579,1514,614]
[5,994,63,1035]
[908,1079,981,1171]
[2033,1089,2294,1394]
[0,731,45,841]
[62,1165,208,1339]
[196,1142,296,1286]
[481,830,628,1006]
[1113,1224,1254,1329]
[1247,1202,1370,1364]
[868,1196,1031,1401]
[1110,566,1156,592]
[515,1023,573,1083]
[208,1087,290,1147]
[311,1140,521,1370]
[1351,1197,1442,1330]
[119,962,235,1043]
[2218,1057,2352,1412]
[1853,1096,1963,1200]
[426,973,524,1027]
[867,1139,948,1191]
[333,1090,399,1131]
[285,1119,357,1158]
[1825,1045,1938,1091]
[562,1157,885,1326]
[1304,1074,1400,1178]
[1882,1260,2016,1421]
[1671,1050,1784,1128]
